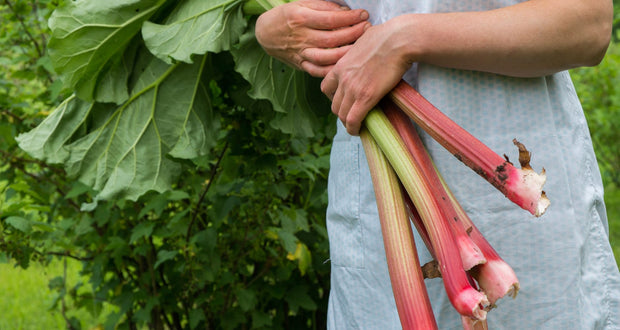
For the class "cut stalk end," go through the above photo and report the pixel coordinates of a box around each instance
[454,287,489,321]
[506,139,550,217]
[388,82,551,217]
[471,259,520,305]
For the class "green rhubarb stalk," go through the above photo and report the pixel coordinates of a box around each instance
[360,128,438,329]
[389,81,550,217]
[364,108,489,320]
[382,101,486,271]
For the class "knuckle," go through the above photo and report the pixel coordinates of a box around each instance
[331,102,338,114]
[322,35,341,48]
[355,86,374,103]
[300,48,314,61]
[286,9,307,28]
[320,81,329,95]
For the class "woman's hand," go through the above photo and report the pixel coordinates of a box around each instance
[255,0,370,78]
[320,18,414,135]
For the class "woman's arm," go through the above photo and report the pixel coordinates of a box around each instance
[321,0,614,135]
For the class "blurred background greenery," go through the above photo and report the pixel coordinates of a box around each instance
[0,0,619,329]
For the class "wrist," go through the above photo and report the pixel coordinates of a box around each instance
[387,14,428,67]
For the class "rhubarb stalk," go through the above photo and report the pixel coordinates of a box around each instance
[389,81,550,217]
[360,128,438,329]
[364,108,489,320]
[439,173,520,305]
[382,101,486,271]
[382,99,520,306]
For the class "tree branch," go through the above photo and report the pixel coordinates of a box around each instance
[4,0,44,58]
[185,141,229,246]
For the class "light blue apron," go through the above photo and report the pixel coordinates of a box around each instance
[325,1,620,328]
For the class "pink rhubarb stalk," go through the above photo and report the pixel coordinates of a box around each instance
[388,81,550,217]
[384,99,520,306]
[462,274,490,330]
[360,128,438,329]
[364,108,489,320]
[440,174,520,305]
[382,101,486,271]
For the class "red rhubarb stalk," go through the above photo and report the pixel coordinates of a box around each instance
[462,271,490,329]
[387,95,520,305]
[388,81,550,217]
[381,98,520,306]
[440,173,520,305]
[360,128,438,329]
[364,108,489,320]
[435,158,520,307]
[382,101,486,271]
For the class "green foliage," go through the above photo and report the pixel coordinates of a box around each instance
[46,0,167,102]
[2,0,334,328]
[571,42,620,188]
[142,0,247,63]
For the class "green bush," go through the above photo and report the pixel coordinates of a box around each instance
[1,1,333,328]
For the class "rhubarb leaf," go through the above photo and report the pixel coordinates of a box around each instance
[47,0,165,102]
[93,41,141,104]
[142,0,247,64]
[17,52,219,202]
[15,95,100,164]
[232,27,328,137]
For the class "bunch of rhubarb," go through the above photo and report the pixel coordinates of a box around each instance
[360,81,548,328]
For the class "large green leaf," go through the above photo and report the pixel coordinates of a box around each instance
[18,52,219,202]
[93,41,141,104]
[142,0,247,64]
[47,0,166,102]
[15,95,99,164]
[232,27,329,137]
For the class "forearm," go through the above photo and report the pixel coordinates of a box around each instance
[395,0,613,77]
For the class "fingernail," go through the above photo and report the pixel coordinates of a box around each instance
[339,6,349,10]
[360,10,369,20]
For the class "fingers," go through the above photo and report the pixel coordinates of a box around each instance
[300,62,333,78]
[306,20,369,49]
[299,43,357,77]
[342,102,367,136]
[301,44,352,66]
[304,8,369,30]
[321,71,379,136]
[321,71,338,100]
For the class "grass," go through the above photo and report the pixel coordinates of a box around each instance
[0,258,114,330]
